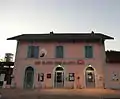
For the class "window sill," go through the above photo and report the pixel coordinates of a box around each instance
[55,57,64,59]
[25,57,39,60]
[84,57,95,60]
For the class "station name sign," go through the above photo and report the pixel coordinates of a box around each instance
[35,60,84,65]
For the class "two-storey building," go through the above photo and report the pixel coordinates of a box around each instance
[7,31,114,89]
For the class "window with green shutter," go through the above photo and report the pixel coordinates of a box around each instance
[85,46,93,58]
[56,46,64,58]
[27,46,39,58]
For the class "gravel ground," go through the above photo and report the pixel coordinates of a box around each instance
[0,88,120,99]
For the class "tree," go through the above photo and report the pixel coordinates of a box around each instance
[0,59,4,62]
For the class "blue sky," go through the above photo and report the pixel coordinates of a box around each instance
[0,0,120,59]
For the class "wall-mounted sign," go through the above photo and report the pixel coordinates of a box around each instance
[35,61,41,65]
[38,73,44,82]
[47,74,51,79]
[35,60,84,65]
[69,73,75,81]
[77,60,84,64]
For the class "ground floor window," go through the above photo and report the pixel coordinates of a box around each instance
[24,66,34,89]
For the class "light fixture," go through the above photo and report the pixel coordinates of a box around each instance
[88,76,92,79]
[88,64,92,67]
[58,64,61,67]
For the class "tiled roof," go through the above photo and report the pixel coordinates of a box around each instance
[106,51,120,63]
[7,31,114,41]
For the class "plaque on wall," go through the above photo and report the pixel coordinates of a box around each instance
[35,61,41,65]
[47,74,51,79]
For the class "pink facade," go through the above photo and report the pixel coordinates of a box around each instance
[12,41,106,89]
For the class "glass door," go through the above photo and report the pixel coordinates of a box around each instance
[54,71,64,88]
[85,71,95,88]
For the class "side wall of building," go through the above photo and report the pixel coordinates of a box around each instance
[105,63,120,89]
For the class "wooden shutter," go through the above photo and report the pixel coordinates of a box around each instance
[27,46,32,58]
[56,46,64,58]
[85,46,93,58]
[34,46,39,58]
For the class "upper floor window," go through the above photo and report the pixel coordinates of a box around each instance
[85,45,93,58]
[56,46,64,58]
[27,46,39,58]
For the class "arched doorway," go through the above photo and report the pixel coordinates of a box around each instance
[54,65,64,88]
[24,67,34,89]
[85,66,95,88]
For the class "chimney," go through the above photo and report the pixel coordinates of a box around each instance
[50,31,54,34]
[91,31,94,34]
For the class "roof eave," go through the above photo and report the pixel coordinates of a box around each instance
[7,34,23,40]
[7,38,106,41]
[108,37,114,39]
[6,33,115,40]
[103,35,114,40]
[7,38,16,40]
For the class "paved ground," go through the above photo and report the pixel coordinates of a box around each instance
[0,88,120,99]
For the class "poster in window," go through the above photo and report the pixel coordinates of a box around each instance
[38,73,44,82]
[69,73,75,81]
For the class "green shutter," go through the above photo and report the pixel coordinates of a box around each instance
[34,46,39,58]
[56,46,64,58]
[31,46,34,58]
[27,46,39,58]
[27,46,32,58]
[85,46,93,58]
[89,46,93,58]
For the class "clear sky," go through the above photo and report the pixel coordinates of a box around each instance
[0,0,120,59]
